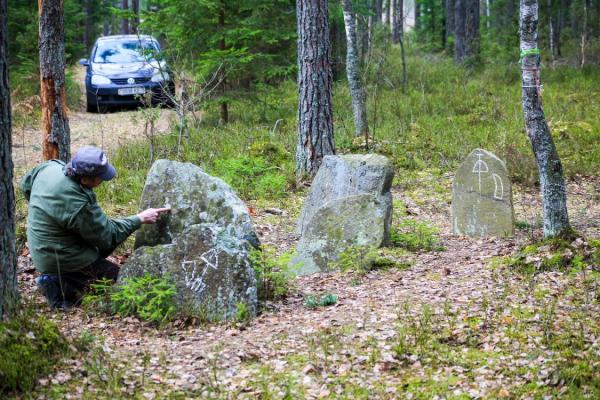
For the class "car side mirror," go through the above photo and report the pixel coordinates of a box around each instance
[79,58,89,66]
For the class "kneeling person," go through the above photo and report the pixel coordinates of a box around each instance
[21,146,170,309]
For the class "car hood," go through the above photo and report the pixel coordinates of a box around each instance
[92,61,166,78]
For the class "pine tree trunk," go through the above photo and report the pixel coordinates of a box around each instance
[376,0,383,23]
[121,0,129,34]
[0,0,18,319]
[84,0,93,53]
[296,0,335,177]
[519,0,570,237]
[103,0,110,36]
[415,0,421,31]
[219,4,228,124]
[392,0,403,43]
[342,0,369,139]
[131,0,140,33]
[454,0,479,64]
[39,0,70,161]
[445,0,455,50]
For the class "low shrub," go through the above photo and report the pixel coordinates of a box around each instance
[250,246,295,301]
[83,274,177,326]
[390,220,443,252]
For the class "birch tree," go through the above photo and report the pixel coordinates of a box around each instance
[39,0,71,161]
[1,0,18,319]
[296,0,335,177]
[520,0,570,237]
[341,0,368,139]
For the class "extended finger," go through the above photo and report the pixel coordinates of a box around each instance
[156,207,172,213]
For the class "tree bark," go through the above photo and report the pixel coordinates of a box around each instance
[39,0,70,161]
[219,3,228,124]
[392,0,403,43]
[519,0,570,237]
[0,0,18,319]
[445,0,455,50]
[296,0,335,177]
[131,0,140,33]
[342,0,369,139]
[121,0,129,35]
[454,0,479,64]
[84,0,93,53]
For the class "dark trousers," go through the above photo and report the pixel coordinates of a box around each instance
[38,258,119,308]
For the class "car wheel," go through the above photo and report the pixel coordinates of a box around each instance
[86,101,98,113]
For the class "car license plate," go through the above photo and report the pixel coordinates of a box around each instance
[118,87,146,96]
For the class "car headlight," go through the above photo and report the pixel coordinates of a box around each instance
[151,71,170,82]
[91,74,111,85]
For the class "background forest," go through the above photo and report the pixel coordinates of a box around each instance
[7,0,600,188]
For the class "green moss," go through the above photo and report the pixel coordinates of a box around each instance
[0,309,69,394]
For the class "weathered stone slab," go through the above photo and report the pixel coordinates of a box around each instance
[296,154,394,237]
[293,154,394,275]
[134,159,259,249]
[452,149,514,237]
[120,160,258,318]
[293,194,389,275]
[120,224,257,318]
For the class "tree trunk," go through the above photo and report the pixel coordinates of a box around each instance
[219,4,228,124]
[296,0,335,177]
[84,0,93,53]
[39,0,70,161]
[519,0,570,237]
[392,0,403,43]
[375,0,383,23]
[103,0,110,36]
[342,0,369,139]
[383,0,390,25]
[121,0,129,35]
[131,0,140,33]
[415,0,421,31]
[454,0,479,64]
[445,0,455,50]
[0,0,18,319]
[580,0,588,68]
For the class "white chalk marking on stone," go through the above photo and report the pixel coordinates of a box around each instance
[492,173,504,200]
[472,152,489,193]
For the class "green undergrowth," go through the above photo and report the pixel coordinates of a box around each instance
[304,292,338,309]
[250,245,296,302]
[82,274,177,326]
[0,306,69,395]
[506,234,600,277]
[390,219,445,252]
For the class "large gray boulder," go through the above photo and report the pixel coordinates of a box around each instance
[452,149,514,237]
[293,154,394,275]
[119,160,258,318]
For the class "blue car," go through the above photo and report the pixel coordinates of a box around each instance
[79,35,174,112]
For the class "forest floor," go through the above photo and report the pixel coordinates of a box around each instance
[15,171,600,399]
[10,67,600,399]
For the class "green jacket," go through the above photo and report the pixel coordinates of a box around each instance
[21,160,141,274]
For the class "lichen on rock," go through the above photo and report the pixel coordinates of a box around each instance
[119,160,258,319]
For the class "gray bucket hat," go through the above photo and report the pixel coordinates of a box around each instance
[66,146,116,181]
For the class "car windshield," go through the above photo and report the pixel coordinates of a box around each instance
[93,40,159,64]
